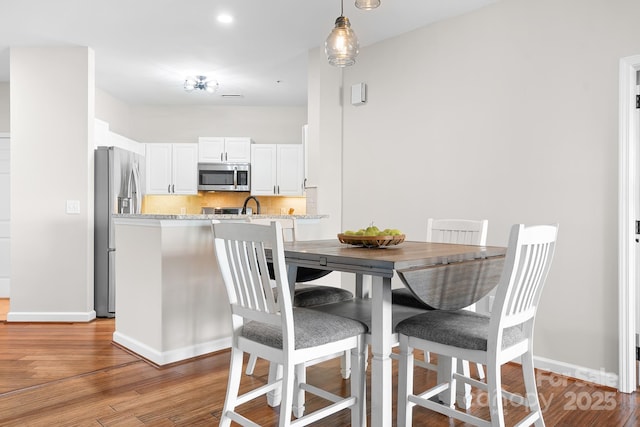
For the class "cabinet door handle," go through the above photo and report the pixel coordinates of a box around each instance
[168,184,171,193]
[225,152,228,161]
[273,185,276,194]
[220,153,224,162]
[172,184,175,193]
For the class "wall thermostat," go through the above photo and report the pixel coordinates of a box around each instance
[351,83,367,105]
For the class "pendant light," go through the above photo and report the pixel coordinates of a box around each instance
[355,0,380,10]
[325,0,359,67]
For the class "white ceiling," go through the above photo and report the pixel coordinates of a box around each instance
[0,0,497,106]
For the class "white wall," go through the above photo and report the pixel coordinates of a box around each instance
[0,83,9,132]
[128,105,306,145]
[306,47,344,240]
[9,47,95,321]
[0,135,9,297]
[95,88,133,137]
[331,0,640,379]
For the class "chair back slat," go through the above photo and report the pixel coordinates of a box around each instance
[213,222,291,325]
[248,217,298,242]
[427,218,489,246]
[491,224,558,334]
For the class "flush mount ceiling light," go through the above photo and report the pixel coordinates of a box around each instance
[325,0,359,67]
[355,0,380,9]
[184,76,219,93]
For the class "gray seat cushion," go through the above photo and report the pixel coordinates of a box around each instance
[293,284,354,308]
[395,310,525,351]
[392,288,435,310]
[242,307,366,350]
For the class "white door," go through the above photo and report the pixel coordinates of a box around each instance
[0,135,9,298]
[635,79,640,388]
[146,143,173,194]
[618,55,640,392]
[251,144,277,195]
[277,144,304,196]
[198,137,225,163]
[224,137,252,163]
[172,143,198,195]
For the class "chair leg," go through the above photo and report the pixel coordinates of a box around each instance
[293,364,306,418]
[350,336,366,427]
[220,347,244,427]
[456,359,472,409]
[397,335,415,427]
[245,353,258,375]
[476,362,486,380]
[436,355,457,407]
[278,361,296,427]
[522,351,545,426]
[267,363,283,407]
[486,356,506,427]
[341,350,352,379]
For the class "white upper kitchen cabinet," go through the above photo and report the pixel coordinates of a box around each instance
[198,137,251,163]
[146,143,198,195]
[251,144,304,196]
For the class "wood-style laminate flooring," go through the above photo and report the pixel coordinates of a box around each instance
[0,298,639,426]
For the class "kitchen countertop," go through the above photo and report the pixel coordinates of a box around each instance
[113,213,328,220]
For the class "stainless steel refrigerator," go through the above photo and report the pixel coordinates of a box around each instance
[94,146,145,317]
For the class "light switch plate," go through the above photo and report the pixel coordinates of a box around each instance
[66,200,80,214]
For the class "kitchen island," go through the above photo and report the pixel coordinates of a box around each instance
[112,213,327,366]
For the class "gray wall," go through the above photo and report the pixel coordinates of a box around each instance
[333,0,640,376]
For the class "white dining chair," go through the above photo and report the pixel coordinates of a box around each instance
[396,223,558,427]
[244,216,354,378]
[392,218,489,378]
[212,220,367,427]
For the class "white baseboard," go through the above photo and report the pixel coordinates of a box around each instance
[113,331,232,366]
[533,355,618,389]
[6,310,97,322]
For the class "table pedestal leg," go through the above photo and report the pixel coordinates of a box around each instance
[355,273,371,299]
[371,275,392,427]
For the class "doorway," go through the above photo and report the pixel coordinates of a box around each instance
[618,55,640,393]
[0,134,9,308]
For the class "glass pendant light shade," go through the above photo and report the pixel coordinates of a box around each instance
[355,0,380,10]
[325,16,359,67]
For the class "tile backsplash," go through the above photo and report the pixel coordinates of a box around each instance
[142,192,307,215]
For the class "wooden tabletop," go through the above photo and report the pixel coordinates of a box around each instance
[280,239,507,309]
[280,239,506,277]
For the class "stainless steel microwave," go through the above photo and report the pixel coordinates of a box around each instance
[198,163,250,192]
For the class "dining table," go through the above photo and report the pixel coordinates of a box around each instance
[267,238,507,427]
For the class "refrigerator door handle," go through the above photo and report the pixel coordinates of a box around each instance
[130,160,142,214]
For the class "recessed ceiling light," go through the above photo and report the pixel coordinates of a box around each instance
[217,13,233,24]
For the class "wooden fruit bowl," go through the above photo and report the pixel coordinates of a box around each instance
[337,233,406,248]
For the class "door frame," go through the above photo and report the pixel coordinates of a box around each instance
[618,54,640,393]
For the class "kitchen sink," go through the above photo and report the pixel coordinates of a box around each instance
[202,207,252,215]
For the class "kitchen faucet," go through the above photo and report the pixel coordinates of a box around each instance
[241,196,260,215]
